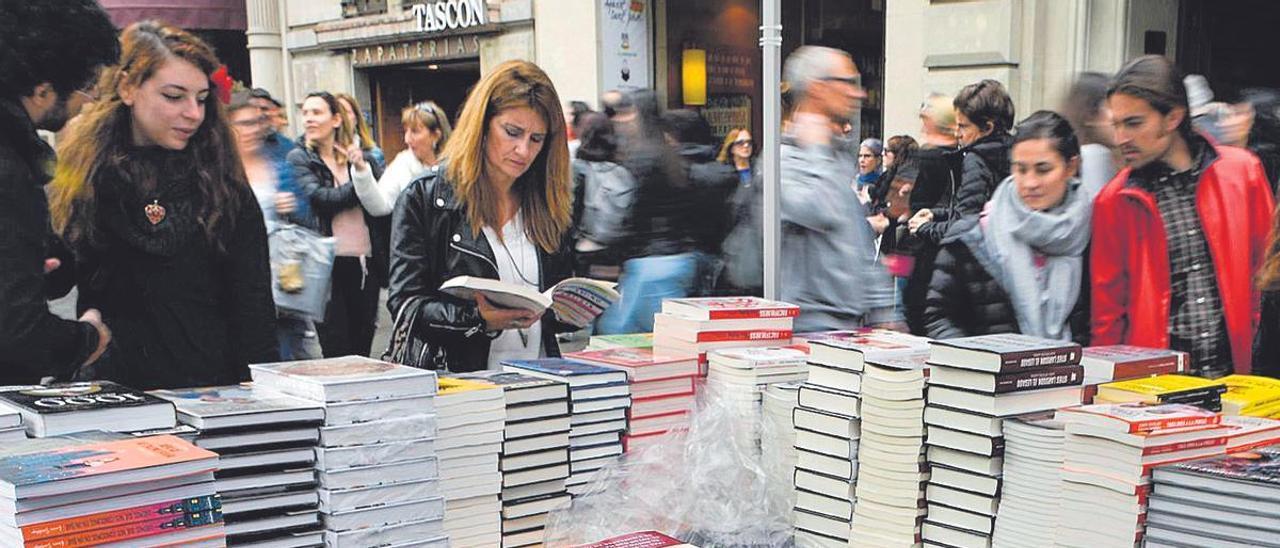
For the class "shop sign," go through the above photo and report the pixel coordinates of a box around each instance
[707,48,754,95]
[702,94,752,143]
[411,0,487,34]
[599,0,651,91]
[351,35,482,68]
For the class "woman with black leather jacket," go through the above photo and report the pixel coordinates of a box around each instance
[288,91,387,358]
[387,60,577,372]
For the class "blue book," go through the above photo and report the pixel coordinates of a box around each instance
[502,359,628,388]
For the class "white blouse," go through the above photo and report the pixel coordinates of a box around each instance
[482,210,544,370]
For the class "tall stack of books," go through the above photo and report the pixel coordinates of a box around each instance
[706,346,809,443]
[0,405,25,443]
[652,297,800,373]
[850,351,931,547]
[503,359,630,496]
[454,371,572,548]
[151,385,325,547]
[989,412,1066,547]
[1054,402,1229,547]
[1146,444,1280,547]
[792,329,932,547]
[249,356,444,548]
[564,347,699,452]
[1218,374,1280,417]
[762,381,802,526]
[0,435,225,546]
[922,334,1085,548]
[1092,374,1227,411]
[1079,346,1190,403]
[435,376,506,547]
[0,382,177,438]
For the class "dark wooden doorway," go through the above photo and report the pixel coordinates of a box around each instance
[365,61,480,160]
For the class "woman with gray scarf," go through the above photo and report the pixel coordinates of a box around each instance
[921,111,1094,344]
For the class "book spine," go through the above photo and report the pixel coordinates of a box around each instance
[28,511,221,548]
[1109,356,1188,380]
[694,330,793,343]
[1126,415,1220,433]
[992,365,1084,394]
[22,496,220,541]
[1143,436,1228,457]
[705,308,799,320]
[997,347,1081,372]
[1157,387,1227,405]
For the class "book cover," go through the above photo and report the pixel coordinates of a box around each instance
[586,333,655,350]
[1055,402,1221,433]
[992,364,1085,393]
[21,495,220,542]
[932,333,1082,370]
[661,297,800,320]
[450,371,559,393]
[566,347,692,368]
[0,382,169,416]
[436,376,500,397]
[1221,415,1280,451]
[1163,444,1280,485]
[574,530,694,548]
[504,359,627,379]
[809,330,932,355]
[1098,375,1227,403]
[1081,345,1190,379]
[680,329,793,343]
[26,511,222,548]
[249,356,435,395]
[1221,375,1280,414]
[0,435,216,496]
[149,384,321,420]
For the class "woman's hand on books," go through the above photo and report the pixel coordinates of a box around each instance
[475,293,539,331]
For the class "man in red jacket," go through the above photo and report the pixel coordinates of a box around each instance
[1092,55,1275,377]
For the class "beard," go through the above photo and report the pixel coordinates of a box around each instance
[34,97,71,132]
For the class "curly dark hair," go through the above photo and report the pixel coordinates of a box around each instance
[0,0,119,99]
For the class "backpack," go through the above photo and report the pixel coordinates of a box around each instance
[576,160,637,246]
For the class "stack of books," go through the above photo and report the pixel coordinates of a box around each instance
[151,385,325,547]
[249,356,444,548]
[706,346,809,442]
[922,334,1085,548]
[0,435,225,546]
[792,330,932,547]
[989,412,1066,547]
[1079,346,1190,403]
[652,297,800,372]
[436,376,506,547]
[0,382,177,438]
[1221,415,1280,452]
[850,351,931,547]
[762,381,802,525]
[1054,402,1230,547]
[1146,444,1280,547]
[565,347,699,452]
[504,359,630,496]
[1218,375,1280,417]
[454,371,572,548]
[1092,374,1227,410]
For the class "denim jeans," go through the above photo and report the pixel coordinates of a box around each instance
[595,253,698,335]
[278,315,322,360]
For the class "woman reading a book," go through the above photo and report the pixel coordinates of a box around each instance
[921,111,1094,344]
[388,60,577,372]
[47,21,279,389]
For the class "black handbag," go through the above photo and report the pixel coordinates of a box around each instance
[382,296,449,370]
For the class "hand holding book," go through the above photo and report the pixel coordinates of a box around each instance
[475,293,539,331]
[440,276,621,329]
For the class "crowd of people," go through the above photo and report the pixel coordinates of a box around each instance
[5,1,1280,390]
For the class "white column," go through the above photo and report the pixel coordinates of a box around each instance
[247,0,285,97]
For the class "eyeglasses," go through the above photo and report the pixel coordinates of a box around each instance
[821,75,861,87]
[733,139,753,147]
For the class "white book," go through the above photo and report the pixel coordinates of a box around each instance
[250,356,437,403]
[320,477,440,513]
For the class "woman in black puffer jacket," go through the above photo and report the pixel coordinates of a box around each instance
[922,112,1094,345]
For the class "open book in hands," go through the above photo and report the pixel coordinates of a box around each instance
[439,276,620,328]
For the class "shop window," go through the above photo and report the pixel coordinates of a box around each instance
[342,0,387,18]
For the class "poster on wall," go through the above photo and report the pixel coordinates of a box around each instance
[600,0,651,92]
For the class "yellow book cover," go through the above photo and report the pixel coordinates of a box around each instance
[1221,375,1280,415]
[1095,374,1226,404]
[437,376,499,397]
[1246,400,1280,419]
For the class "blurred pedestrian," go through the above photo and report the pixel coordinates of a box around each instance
[908,79,1015,241]
[387,60,577,372]
[1092,55,1274,377]
[856,137,884,194]
[1062,72,1119,195]
[1235,88,1280,194]
[289,92,385,358]
[776,46,898,331]
[883,134,917,169]
[335,93,386,176]
[566,100,591,159]
[718,128,756,186]
[249,88,297,165]
[595,90,699,334]
[362,100,452,217]
[48,21,278,389]
[0,0,117,384]
[663,109,738,296]
[901,93,963,333]
[570,111,629,280]
[923,111,1091,343]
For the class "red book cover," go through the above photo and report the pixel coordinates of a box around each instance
[23,495,220,542]
[1056,403,1221,433]
[29,512,222,548]
[691,329,793,343]
[0,435,218,499]
[575,531,691,548]
[1142,435,1229,457]
[661,297,799,321]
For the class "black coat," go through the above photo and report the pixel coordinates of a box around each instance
[675,143,738,254]
[1253,291,1280,378]
[923,239,1091,345]
[387,169,577,372]
[0,100,101,383]
[622,137,698,257]
[71,148,278,390]
[919,134,1012,242]
[287,144,390,286]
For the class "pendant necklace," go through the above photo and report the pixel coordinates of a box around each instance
[144,199,166,225]
[497,225,538,349]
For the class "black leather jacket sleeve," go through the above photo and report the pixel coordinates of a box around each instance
[288,148,358,217]
[387,176,487,346]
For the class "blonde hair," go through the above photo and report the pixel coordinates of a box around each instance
[441,60,571,254]
[717,128,752,164]
[920,92,958,134]
[302,91,354,167]
[401,100,452,155]
[335,92,376,150]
